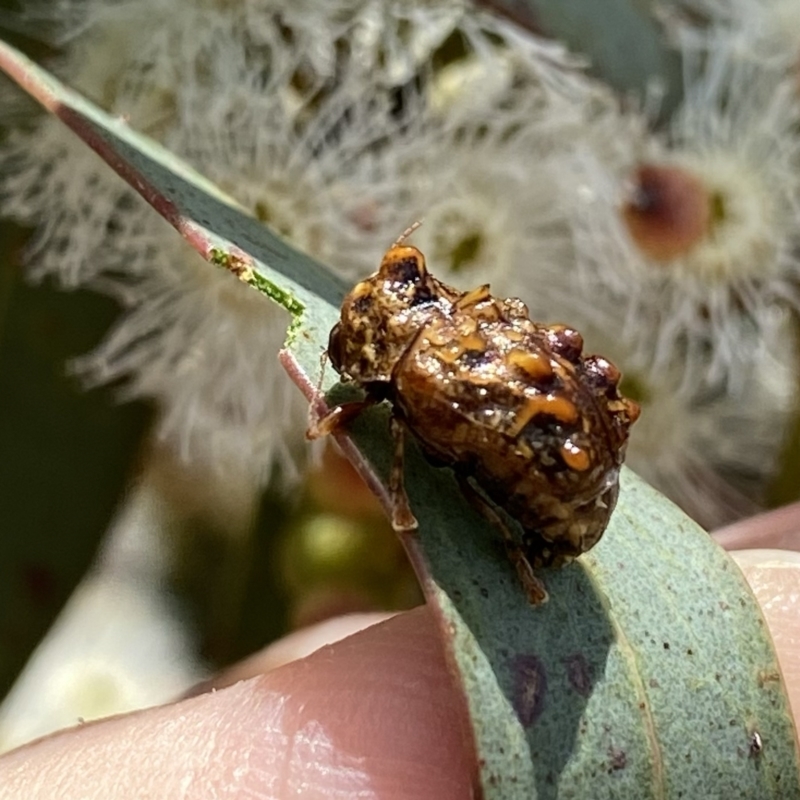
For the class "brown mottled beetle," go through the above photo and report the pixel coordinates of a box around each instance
[308,224,640,604]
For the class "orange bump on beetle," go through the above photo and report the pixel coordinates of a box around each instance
[307,223,640,605]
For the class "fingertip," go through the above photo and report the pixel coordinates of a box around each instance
[731,550,800,726]
[183,611,396,696]
[0,607,475,800]
[248,606,476,798]
[713,502,800,552]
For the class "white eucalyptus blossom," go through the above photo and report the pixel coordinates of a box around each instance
[5,0,793,526]
[0,479,205,753]
[557,47,800,381]
[0,0,606,479]
[0,574,199,753]
[665,0,800,75]
[573,305,798,531]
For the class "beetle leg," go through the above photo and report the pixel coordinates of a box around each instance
[388,416,418,531]
[306,399,376,440]
[307,349,340,427]
[455,283,491,310]
[456,475,548,605]
[306,348,379,439]
[306,350,329,434]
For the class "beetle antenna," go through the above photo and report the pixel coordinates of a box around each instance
[393,220,423,246]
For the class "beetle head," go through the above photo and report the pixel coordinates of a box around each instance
[328,244,447,384]
[376,244,438,307]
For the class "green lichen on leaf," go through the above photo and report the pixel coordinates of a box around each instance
[209,246,306,343]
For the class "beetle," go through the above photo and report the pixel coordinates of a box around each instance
[308,225,640,603]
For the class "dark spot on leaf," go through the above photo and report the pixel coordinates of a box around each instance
[608,746,626,771]
[687,648,694,656]
[511,654,547,727]
[663,642,670,650]
[649,678,660,689]
[564,653,593,697]
[480,587,489,598]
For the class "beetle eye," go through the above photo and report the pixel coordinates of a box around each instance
[327,323,345,372]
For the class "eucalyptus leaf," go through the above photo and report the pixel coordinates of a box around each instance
[1,37,798,798]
